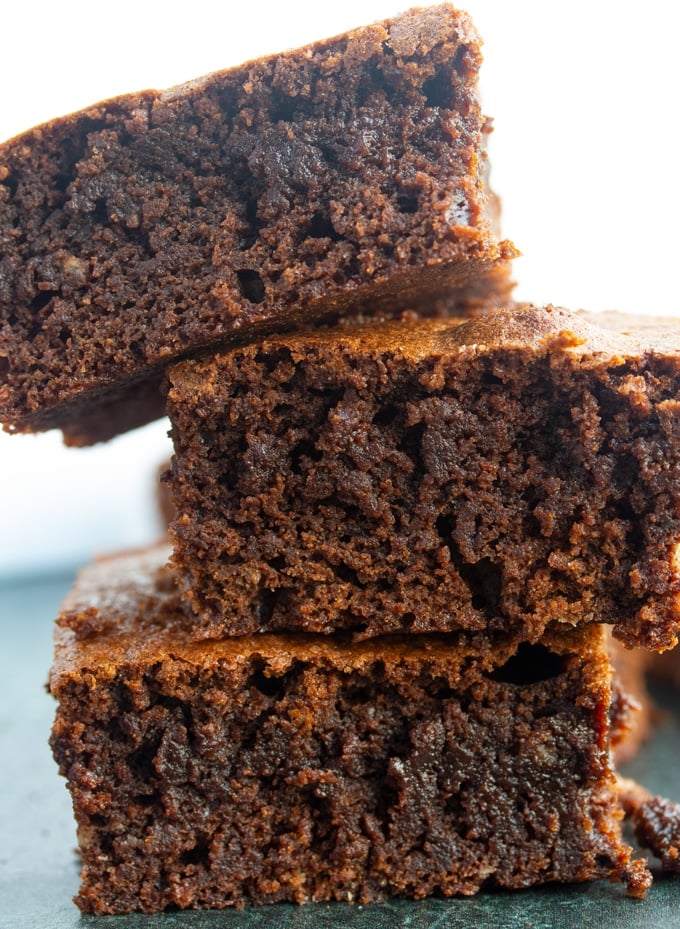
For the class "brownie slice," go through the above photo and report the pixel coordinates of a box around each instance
[49,544,644,914]
[167,304,680,650]
[0,4,515,445]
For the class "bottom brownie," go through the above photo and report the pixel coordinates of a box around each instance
[49,546,645,914]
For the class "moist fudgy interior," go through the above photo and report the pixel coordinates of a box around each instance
[50,564,636,915]
[0,5,514,443]
[168,307,680,650]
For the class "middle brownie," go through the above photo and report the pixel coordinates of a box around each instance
[167,304,680,647]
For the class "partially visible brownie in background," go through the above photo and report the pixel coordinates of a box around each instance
[0,3,515,445]
[607,633,654,765]
[49,544,647,914]
[167,305,680,650]
[617,778,680,876]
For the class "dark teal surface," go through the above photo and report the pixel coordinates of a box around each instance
[1,576,678,929]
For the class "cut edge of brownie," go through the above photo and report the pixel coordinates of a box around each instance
[166,304,680,650]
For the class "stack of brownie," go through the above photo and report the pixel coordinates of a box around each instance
[1,3,679,915]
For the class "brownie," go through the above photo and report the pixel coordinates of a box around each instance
[166,304,680,650]
[0,4,515,445]
[49,544,647,914]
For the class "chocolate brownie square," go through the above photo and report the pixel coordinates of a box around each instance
[167,305,680,650]
[0,4,515,444]
[50,544,645,913]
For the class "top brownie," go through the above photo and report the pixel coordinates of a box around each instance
[0,4,514,444]
[167,305,680,651]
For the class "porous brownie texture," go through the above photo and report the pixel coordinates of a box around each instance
[0,4,515,444]
[50,545,642,914]
[167,305,680,650]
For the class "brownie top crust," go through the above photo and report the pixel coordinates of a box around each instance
[0,3,514,444]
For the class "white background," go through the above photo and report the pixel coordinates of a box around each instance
[1,0,679,578]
